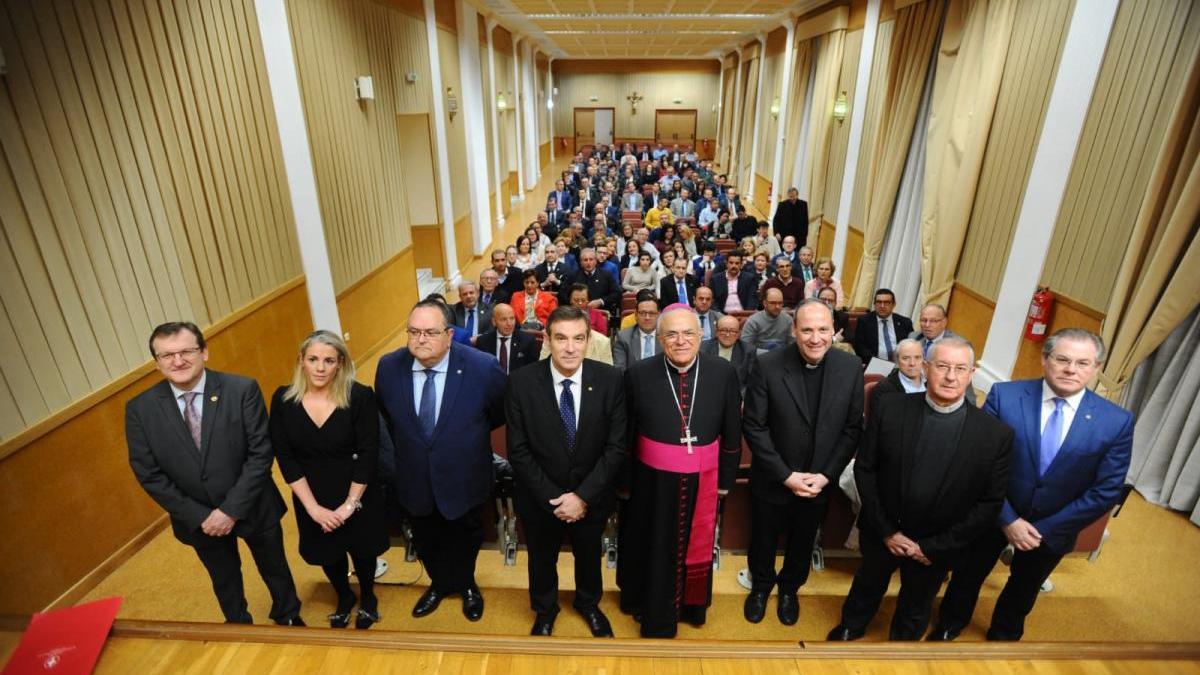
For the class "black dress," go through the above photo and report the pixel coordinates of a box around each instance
[270,382,388,566]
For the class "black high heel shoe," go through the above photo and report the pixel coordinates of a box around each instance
[355,608,380,629]
[329,592,357,629]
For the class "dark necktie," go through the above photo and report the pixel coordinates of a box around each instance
[559,380,576,451]
[181,391,201,450]
[419,368,437,437]
[678,279,689,306]
[465,308,475,336]
[1040,398,1065,475]
[882,317,895,361]
[699,313,709,339]
[499,336,509,373]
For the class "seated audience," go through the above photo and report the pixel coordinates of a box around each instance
[475,304,538,374]
[804,257,845,308]
[509,269,558,330]
[741,288,796,354]
[700,315,753,394]
[853,288,915,365]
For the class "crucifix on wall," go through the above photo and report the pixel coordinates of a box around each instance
[626,91,644,115]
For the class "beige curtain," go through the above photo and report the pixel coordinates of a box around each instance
[919,0,1016,307]
[804,32,846,230]
[849,0,945,307]
[777,40,814,201]
[1098,53,1200,399]
[738,58,761,190]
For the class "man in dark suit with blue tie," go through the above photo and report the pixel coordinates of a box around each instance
[930,328,1134,642]
[375,300,507,622]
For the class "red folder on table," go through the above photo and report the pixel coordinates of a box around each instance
[2,597,122,675]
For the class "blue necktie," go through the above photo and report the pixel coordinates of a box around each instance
[678,280,688,306]
[1040,397,1065,475]
[419,368,437,438]
[881,317,895,361]
[699,313,709,339]
[642,333,654,359]
[559,380,576,451]
[465,308,475,337]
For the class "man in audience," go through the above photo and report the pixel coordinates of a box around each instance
[549,179,572,212]
[752,222,782,257]
[796,246,817,284]
[474,303,538,375]
[711,250,758,314]
[127,322,303,626]
[828,337,1011,641]
[478,270,500,307]
[544,198,566,238]
[693,286,723,341]
[742,300,863,627]
[618,304,742,637]
[760,258,805,309]
[730,206,757,242]
[670,188,696,219]
[931,329,1132,642]
[698,198,721,231]
[536,245,569,295]
[772,187,810,249]
[700,314,753,393]
[869,339,927,412]
[645,197,675,230]
[452,280,493,340]
[595,244,621,287]
[635,227,660,261]
[911,304,958,359]
[376,300,507,622]
[490,249,524,304]
[741,288,795,353]
[711,210,734,240]
[506,306,626,638]
[612,291,660,369]
[725,187,743,215]
[621,182,643,212]
[659,257,699,308]
[853,288,915,365]
[561,248,620,319]
[772,236,800,268]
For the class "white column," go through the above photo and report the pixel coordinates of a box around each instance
[974,0,1120,393]
[484,19,506,226]
[714,61,725,162]
[767,18,797,221]
[457,0,495,255]
[522,43,541,183]
[422,0,459,284]
[253,0,340,333]
[548,57,556,164]
[744,34,768,202]
[511,36,526,197]
[831,0,881,272]
[727,47,744,173]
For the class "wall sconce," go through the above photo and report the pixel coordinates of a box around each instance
[546,97,555,110]
[769,97,781,119]
[446,87,459,120]
[497,92,508,111]
[672,97,683,104]
[589,94,599,102]
[355,76,374,101]
[832,91,849,124]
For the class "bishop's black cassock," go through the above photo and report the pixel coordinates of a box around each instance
[617,352,742,638]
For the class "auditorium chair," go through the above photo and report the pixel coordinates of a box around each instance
[714,239,736,254]
[621,292,637,313]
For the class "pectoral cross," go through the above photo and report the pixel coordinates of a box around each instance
[681,427,697,454]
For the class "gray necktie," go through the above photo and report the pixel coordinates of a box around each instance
[181,391,201,450]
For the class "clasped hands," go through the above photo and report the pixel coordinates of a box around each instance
[1002,517,1043,551]
[783,471,829,498]
[884,531,932,566]
[550,492,587,523]
[201,508,236,537]
[307,501,357,534]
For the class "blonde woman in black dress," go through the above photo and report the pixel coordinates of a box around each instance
[270,330,386,629]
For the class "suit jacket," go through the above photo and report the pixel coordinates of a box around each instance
[560,268,620,313]
[855,393,1013,563]
[509,291,558,327]
[985,379,1134,553]
[452,302,493,337]
[772,198,810,245]
[475,329,539,373]
[126,370,286,545]
[910,328,961,357]
[870,368,975,419]
[743,348,864,506]
[493,271,525,305]
[548,189,572,211]
[710,270,759,312]
[658,274,699,309]
[375,342,507,519]
[505,359,627,517]
[700,338,754,393]
[611,325,661,370]
[535,260,569,292]
[853,311,915,364]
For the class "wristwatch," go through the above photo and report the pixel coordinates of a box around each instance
[343,499,362,512]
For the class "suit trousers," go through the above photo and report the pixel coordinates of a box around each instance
[521,503,606,617]
[839,532,950,640]
[935,527,1064,641]
[747,494,827,595]
[411,505,484,594]
[192,522,301,624]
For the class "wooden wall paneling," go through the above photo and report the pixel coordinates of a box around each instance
[817,220,836,258]
[1011,292,1104,379]
[754,173,772,214]
[947,282,996,355]
[957,0,1073,298]
[411,225,446,277]
[842,226,864,303]
[336,248,419,361]
[550,71,720,140]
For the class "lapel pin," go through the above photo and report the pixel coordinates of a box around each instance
[588,386,594,391]
[456,369,462,374]
[210,395,218,402]
[1085,414,1092,420]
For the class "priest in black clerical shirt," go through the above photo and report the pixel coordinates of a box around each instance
[827,336,1012,642]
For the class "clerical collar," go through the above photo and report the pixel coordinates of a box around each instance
[801,355,823,370]
[667,355,697,374]
[925,394,965,414]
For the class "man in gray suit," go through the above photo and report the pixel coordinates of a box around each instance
[126,322,303,625]
[700,314,754,394]
[453,280,492,340]
[612,291,660,370]
[910,304,959,359]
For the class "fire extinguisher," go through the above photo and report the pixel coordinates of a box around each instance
[1024,286,1055,342]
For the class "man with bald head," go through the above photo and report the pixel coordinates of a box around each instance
[911,304,958,359]
[742,299,864,626]
[474,303,537,374]
[618,304,743,638]
[700,314,753,393]
[740,288,795,354]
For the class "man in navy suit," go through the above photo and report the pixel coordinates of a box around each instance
[375,300,507,622]
[930,328,1133,641]
[475,303,539,374]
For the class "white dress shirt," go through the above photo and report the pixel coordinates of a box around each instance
[169,371,207,419]
[550,361,583,422]
[411,350,450,423]
[877,315,898,360]
[1040,380,1086,445]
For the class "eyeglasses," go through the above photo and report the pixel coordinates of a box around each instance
[636,310,660,318]
[154,347,202,363]
[662,330,699,342]
[716,328,739,335]
[1048,354,1095,370]
[407,328,449,341]
[930,361,972,376]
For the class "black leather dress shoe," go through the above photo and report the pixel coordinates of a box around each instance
[462,587,484,621]
[926,627,960,641]
[276,616,306,627]
[412,588,444,617]
[743,590,769,623]
[531,614,556,636]
[579,607,614,637]
[826,624,865,641]
[777,593,799,626]
[355,608,380,629]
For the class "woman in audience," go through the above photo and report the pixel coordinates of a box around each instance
[620,239,642,270]
[513,237,538,271]
[655,224,678,254]
[616,222,635,254]
[671,240,689,265]
[270,331,385,630]
[523,226,547,260]
[817,286,851,343]
[654,249,677,289]
[751,251,773,289]
[505,245,520,271]
[739,236,757,259]
[678,224,699,259]
[510,269,557,329]
[623,250,658,294]
[805,257,845,308]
